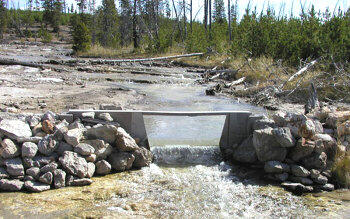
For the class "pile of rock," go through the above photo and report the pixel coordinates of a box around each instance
[0,110,152,192]
[221,107,350,193]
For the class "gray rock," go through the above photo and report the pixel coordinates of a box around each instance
[26,167,40,179]
[55,142,73,155]
[98,113,113,122]
[68,121,85,130]
[53,169,66,188]
[39,172,53,185]
[289,176,313,185]
[22,142,38,158]
[25,115,41,128]
[5,158,24,176]
[58,114,74,124]
[252,117,276,130]
[253,128,287,162]
[132,147,153,168]
[67,176,93,186]
[281,182,313,193]
[16,136,42,144]
[40,162,59,173]
[0,119,32,141]
[42,111,56,122]
[313,120,324,135]
[82,112,95,119]
[312,174,328,185]
[232,136,258,163]
[83,139,112,161]
[318,183,334,191]
[290,138,315,162]
[74,143,95,156]
[303,152,327,170]
[291,165,310,177]
[0,167,9,179]
[38,135,58,156]
[322,170,332,178]
[24,175,35,181]
[314,139,325,154]
[64,128,84,146]
[24,181,50,192]
[275,173,289,182]
[0,179,24,191]
[99,104,122,110]
[95,160,111,175]
[299,119,316,139]
[310,169,321,179]
[85,154,97,163]
[59,151,88,178]
[0,138,20,158]
[272,111,287,126]
[108,152,135,171]
[115,127,140,152]
[32,155,56,168]
[86,162,95,178]
[55,120,69,133]
[85,125,118,144]
[272,127,295,148]
[264,161,290,173]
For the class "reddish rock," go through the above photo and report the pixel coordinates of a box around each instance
[42,120,54,134]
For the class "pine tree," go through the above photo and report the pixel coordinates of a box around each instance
[72,16,91,52]
[96,0,119,48]
[119,0,133,46]
[213,0,225,23]
[0,0,7,39]
[42,0,62,33]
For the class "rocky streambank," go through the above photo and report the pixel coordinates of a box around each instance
[221,105,350,193]
[0,108,152,192]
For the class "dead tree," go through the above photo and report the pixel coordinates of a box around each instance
[132,0,139,49]
[228,0,231,41]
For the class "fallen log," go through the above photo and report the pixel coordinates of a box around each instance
[225,77,246,87]
[0,58,68,72]
[281,59,318,89]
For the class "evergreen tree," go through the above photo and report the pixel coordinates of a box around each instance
[42,0,62,33]
[72,16,91,52]
[213,0,225,23]
[0,0,7,39]
[96,0,119,48]
[119,0,133,46]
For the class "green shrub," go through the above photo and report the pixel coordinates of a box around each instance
[72,20,91,52]
[39,28,52,43]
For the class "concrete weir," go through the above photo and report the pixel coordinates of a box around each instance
[68,110,252,149]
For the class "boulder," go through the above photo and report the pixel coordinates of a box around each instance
[42,111,56,122]
[0,179,24,191]
[40,162,59,173]
[98,113,113,122]
[95,160,111,175]
[115,127,140,152]
[299,119,316,139]
[289,138,315,162]
[68,121,84,130]
[26,167,40,179]
[5,158,24,176]
[85,125,118,144]
[39,172,53,185]
[0,167,9,179]
[82,112,95,119]
[108,152,135,171]
[253,128,287,162]
[32,123,43,136]
[24,181,50,192]
[231,136,258,164]
[66,175,93,186]
[264,161,290,173]
[55,120,69,133]
[85,154,97,163]
[42,120,54,134]
[132,147,153,168]
[0,138,20,158]
[317,183,334,191]
[289,176,313,185]
[55,142,73,156]
[64,128,84,146]
[281,182,313,193]
[252,117,276,130]
[53,169,66,188]
[22,142,38,158]
[83,140,112,161]
[24,175,35,181]
[74,143,95,156]
[302,152,327,170]
[310,169,321,179]
[272,127,295,148]
[272,112,287,126]
[291,165,310,177]
[38,135,58,156]
[16,136,42,144]
[59,151,88,178]
[25,115,41,128]
[86,162,95,178]
[275,173,289,182]
[312,174,328,185]
[0,119,32,141]
[58,114,74,124]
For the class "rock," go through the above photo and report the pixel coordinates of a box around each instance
[252,117,276,130]
[314,139,325,154]
[74,143,95,156]
[67,176,93,186]
[132,147,153,168]
[312,174,328,185]
[115,127,140,152]
[59,151,88,178]
[42,111,56,122]
[318,183,335,191]
[83,140,112,161]
[24,175,35,181]
[0,179,24,191]
[95,160,111,175]
[64,128,84,146]
[290,138,315,162]
[42,120,54,134]
[24,181,50,192]
[253,128,287,162]
[108,152,135,171]
[313,120,324,135]
[5,158,24,176]
[55,120,69,133]
[85,125,118,144]
[322,170,332,178]
[85,154,97,163]
[264,161,290,173]
[299,119,316,139]
[68,121,85,130]
[26,167,40,179]
[0,119,32,141]
[40,162,59,173]
[26,115,41,128]
[86,162,95,178]
[33,155,56,168]
[281,182,313,193]
[82,112,95,119]
[39,172,53,185]
[98,113,113,122]
[53,169,66,188]
[99,104,122,110]
[55,142,73,155]
[38,135,58,156]
[272,127,296,148]
[16,136,42,144]
[58,114,74,124]
[22,142,38,158]
[273,111,287,126]
[303,152,327,170]
[32,123,43,136]
[232,136,258,163]
[310,169,321,178]
[35,132,46,137]
[291,165,310,177]
[275,173,289,182]
[289,176,313,185]
[0,138,20,158]
[0,167,9,179]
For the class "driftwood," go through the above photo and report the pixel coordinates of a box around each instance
[225,77,246,87]
[208,69,239,80]
[0,58,67,72]
[281,59,318,89]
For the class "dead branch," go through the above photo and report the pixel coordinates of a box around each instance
[225,77,246,87]
[281,59,318,89]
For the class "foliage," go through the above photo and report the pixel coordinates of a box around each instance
[71,16,91,52]
[39,27,52,43]
[0,0,7,39]
[332,154,350,188]
[42,0,62,33]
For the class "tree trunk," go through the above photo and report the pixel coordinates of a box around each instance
[183,0,187,39]
[228,0,231,41]
[209,0,212,36]
[204,0,207,31]
[132,0,138,49]
[190,0,192,33]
